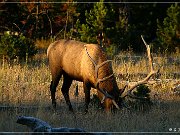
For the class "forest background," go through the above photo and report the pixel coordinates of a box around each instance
[0,0,180,60]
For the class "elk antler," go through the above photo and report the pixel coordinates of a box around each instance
[84,45,120,109]
[84,45,113,82]
[123,35,160,99]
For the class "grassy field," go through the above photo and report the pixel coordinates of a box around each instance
[0,46,179,134]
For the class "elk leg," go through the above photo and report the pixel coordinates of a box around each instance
[50,70,62,110]
[61,74,73,112]
[50,79,60,110]
[83,82,91,113]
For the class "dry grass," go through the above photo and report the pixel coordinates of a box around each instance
[0,49,179,133]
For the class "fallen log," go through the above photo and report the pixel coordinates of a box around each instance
[17,116,111,134]
[17,116,85,132]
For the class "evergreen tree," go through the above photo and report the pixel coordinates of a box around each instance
[0,1,177,53]
[127,3,170,52]
[156,3,180,52]
[74,1,131,56]
[75,0,107,43]
[106,3,130,51]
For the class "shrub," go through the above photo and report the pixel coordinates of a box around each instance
[105,44,117,59]
[133,84,151,99]
[0,33,37,60]
[131,84,152,111]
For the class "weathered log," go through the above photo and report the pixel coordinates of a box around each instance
[17,116,111,135]
[17,116,85,132]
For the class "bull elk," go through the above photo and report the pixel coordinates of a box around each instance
[47,35,159,112]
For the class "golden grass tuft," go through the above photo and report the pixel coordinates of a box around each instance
[0,49,179,133]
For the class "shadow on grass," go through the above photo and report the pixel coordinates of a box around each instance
[0,94,179,133]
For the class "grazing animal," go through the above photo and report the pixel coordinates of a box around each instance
[47,40,122,112]
[47,36,159,113]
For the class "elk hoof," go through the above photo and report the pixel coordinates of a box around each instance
[69,107,74,112]
[83,108,88,114]
[52,101,56,110]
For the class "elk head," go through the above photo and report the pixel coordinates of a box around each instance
[84,35,160,111]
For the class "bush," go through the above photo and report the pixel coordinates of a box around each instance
[105,44,117,59]
[0,33,37,60]
[133,84,151,98]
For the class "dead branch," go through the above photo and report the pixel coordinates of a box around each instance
[123,35,160,99]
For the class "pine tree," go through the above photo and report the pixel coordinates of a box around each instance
[75,0,107,43]
[74,1,131,56]
[156,3,180,52]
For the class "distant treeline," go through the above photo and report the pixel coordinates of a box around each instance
[0,0,180,53]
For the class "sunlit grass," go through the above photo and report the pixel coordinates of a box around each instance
[0,49,179,133]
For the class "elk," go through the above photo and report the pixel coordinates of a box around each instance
[47,35,159,112]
